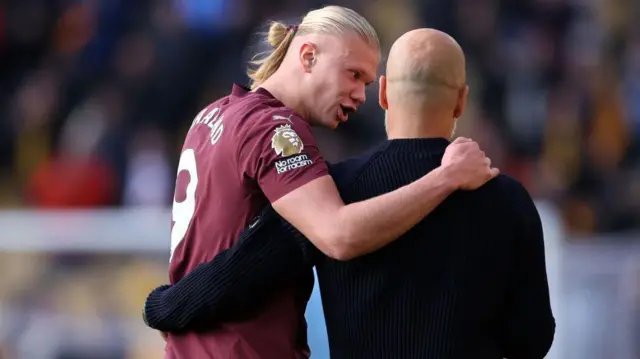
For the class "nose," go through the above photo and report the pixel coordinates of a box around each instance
[351,83,366,105]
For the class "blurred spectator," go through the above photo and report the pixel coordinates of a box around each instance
[0,0,637,229]
[122,125,172,206]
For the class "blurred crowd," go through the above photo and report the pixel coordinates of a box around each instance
[1,0,639,234]
[0,251,169,359]
[0,1,639,358]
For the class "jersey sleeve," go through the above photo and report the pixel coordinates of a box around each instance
[239,109,329,203]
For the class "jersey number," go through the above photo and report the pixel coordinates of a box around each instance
[170,149,198,262]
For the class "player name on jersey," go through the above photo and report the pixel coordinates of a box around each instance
[191,106,224,145]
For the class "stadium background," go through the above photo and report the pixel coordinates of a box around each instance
[0,0,638,358]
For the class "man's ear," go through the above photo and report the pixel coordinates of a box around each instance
[453,85,469,119]
[378,75,388,110]
[299,42,317,73]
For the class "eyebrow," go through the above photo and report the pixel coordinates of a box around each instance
[358,68,376,86]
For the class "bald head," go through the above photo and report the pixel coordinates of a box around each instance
[384,29,466,108]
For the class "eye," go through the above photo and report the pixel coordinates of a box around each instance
[350,70,361,80]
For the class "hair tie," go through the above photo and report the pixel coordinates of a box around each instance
[286,24,299,33]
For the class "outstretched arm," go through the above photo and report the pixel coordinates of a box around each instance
[272,137,498,260]
[144,207,315,333]
[240,110,498,262]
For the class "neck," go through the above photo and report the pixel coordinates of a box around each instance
[385,107,454,140]
[259,72,309,120]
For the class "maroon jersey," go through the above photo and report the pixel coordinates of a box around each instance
[166,85,329,359]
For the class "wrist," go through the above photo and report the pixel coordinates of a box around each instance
[432,164,460,192]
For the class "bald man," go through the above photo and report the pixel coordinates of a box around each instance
[143,29,555,359]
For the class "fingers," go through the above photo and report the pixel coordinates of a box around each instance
[455,141,480,154]
[452,136,472,144]
[489,167,500,178]
[444,138,479,157]
[484,157,499,180]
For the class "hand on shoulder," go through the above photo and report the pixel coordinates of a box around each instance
[441,137,500,190]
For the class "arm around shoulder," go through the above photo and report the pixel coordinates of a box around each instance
[143,208,312,332]
[272,138,499,261]
[272,165,458,261]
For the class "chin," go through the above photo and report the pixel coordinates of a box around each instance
[318,117,339,130]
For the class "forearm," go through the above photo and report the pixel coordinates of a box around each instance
[336,165,456,259]
[144,248,249,332]
[144,211,311,332]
